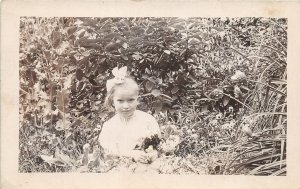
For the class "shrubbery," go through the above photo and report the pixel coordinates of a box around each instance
[19,17,287,175]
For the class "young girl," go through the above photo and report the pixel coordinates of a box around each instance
[99,66,161,164]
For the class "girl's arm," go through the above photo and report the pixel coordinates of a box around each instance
[99,126,149,163]
[99,122,120,157]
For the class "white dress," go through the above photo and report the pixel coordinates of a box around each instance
[99,110,160,156]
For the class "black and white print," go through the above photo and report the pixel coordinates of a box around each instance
[19,17,287,175]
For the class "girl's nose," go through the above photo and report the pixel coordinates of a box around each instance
[123,102,130,108]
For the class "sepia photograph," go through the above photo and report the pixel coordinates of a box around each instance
[1,1,300,189]
[19,17,287,175]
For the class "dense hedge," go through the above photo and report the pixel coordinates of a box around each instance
[19,17,287,175]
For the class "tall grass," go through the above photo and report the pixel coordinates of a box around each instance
[223,56,287,175]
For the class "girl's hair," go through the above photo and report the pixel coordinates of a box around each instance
[104,76,139,111]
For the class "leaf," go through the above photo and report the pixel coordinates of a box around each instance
[82,51,90,57]
[52,31,61,48]
[187,58,194,63]
[56,152,75,166]
[171,86,179,94]
[240,85,250,92]
[55,120,64,131]
[56,119,71,130]
[223,96,230,106]
[145,67,151,75]
[200,105,208,113]
[145,81,155,92]
[151,89,161,97]
[105,42,119,52]
[173,24,185,30]
[177,39,188,46]
[132,54,143,60]
[159,94,173,103]
[234,86,243,98]
[88,78,98,86]
[188,38,201,45]
[67,26,78,36]
[76,69,84,80]
[115,36,127,43]
[231,70,246,82]
[44,50,51,60]
[77,81,85,92]
[142,74,149,79]
[103,32,120,40]
[37,99,48,107]
[211,26,224,32]
[38,90,48,100]
[152,100,163,113]
[181,33,188,39]
[210,88,223,99]
[270,78,287,85]
[163,50,171,55]
[98,57,106,64]
[40,153,68,167]
[52,31,61,42]
[121,55,128,61]
[53,160,68,167]
[78,30,86,38]
[40,155,55,165]
[69,118,83,128]
[128,37,143,45]
[242,124,252,137]
[25,69,37,84]
[243,154,281,167]
[65,132,72,140]
[122,42,128,49]
[143,41,157,47]
[169,109,176,114]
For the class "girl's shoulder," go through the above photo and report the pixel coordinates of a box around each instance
[135,110,157,122]
[135,110,160,134]
[135,110,155,119]
[103,114,119,127]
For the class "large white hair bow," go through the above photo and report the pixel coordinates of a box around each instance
[106,66,128,92]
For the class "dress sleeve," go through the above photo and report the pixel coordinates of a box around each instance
[146,114,161,137]
[98,122,119,155]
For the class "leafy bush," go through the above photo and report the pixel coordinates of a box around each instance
[19,17,287,175]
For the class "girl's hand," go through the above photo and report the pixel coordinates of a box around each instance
[131,150,150,164]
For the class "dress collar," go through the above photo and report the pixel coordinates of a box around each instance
[118,110,137,125]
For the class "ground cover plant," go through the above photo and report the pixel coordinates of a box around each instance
[19,17,287,175]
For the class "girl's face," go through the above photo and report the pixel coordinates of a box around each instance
[113,86,138,118]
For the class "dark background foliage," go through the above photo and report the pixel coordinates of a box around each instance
[19,17,287,175]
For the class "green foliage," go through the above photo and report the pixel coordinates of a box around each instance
[19,17,287,175]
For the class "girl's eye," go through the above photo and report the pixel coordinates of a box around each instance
[129,99,135,102]
[117,99,124,102]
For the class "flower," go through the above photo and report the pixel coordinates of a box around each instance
[231,70,246,82]
[242,123,252,137]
